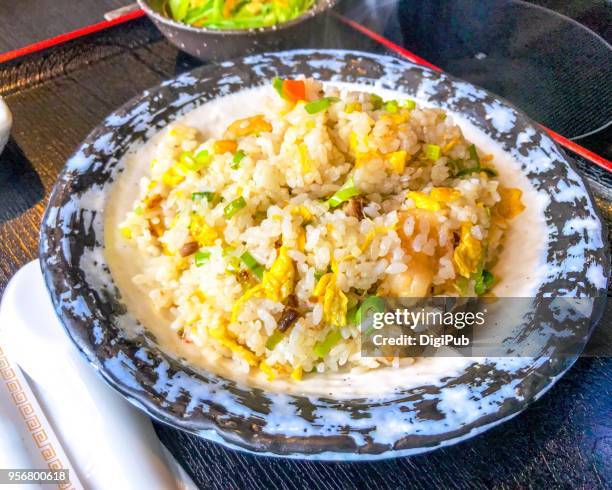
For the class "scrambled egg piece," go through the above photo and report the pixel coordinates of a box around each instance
[407,188,460,211]
[453,222,482,278]
[313,273,348,328]
[430,187,460,203]
[213,139,238,154]
[291,205,314,222]
[208,325,259,366]
[162,167,185,187]
[189,215,218,246]
[226,115,272,138]
[262,246,295,302]
[386,150,408,174]
[496,187,525,220]
[406,191,443,211]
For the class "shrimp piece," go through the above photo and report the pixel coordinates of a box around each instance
[379,210,448,297]
[379,253,434,297]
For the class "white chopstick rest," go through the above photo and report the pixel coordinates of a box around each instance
[0,97,12,154]
[0,262,194,490]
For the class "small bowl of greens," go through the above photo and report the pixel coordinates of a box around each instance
[138,0,338,61]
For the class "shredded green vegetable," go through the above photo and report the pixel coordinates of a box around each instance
[224,196,246,219]
[326,178,361,208]
[163,0,316,30]
[240,251,264,279]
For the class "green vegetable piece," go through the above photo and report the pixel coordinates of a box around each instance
[272,77,284,97]
[183,3,214,24]
[313,329,343,358]
[402,99,416,110]
[181,150,212,171]
[224,196,247,219]
[385,100,399,113]
[240,251,264,280]
[468,144,480,165]
[346,301,361,325]
[474,270,495,295]
[192,191,217,202]
[231,149,246,169]
[266,331,285,350]
[194,250,211,267]
[168,0,190,21]
[355,296,385,325]
[456,167,498,178]
[370,93,383,110]
[424,144,442,161]
[326,178,361,208]
[304,97,340,114]
[314,270,325,282]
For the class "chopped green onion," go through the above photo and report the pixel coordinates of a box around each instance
[402,99,416,110]
[192,191,218,202]
[194,250,211,267]
[313,329,343,358]
[181,149,212,171]
[272,77,283,97]
[314,270,325,282]
[385,100,399,113]
[231,149,246,169]
[266,331,285,350]
[456,167,498,178]
[355,296,385,325]
[474,270,495,295]
[304,97,340,115]
[455,145,497,177]
[370,93,383,110]
[346,304,360,325]
[468,144,480,165]
[424,144,442,161]
[224,196,247,219]
[326,178,361,208]
[240,251,264,280]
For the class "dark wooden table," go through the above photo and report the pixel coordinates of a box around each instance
[0,1,610,488]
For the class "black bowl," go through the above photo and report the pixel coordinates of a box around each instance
[137,0,338,61]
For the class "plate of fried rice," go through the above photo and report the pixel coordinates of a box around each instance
[40,50,608,459]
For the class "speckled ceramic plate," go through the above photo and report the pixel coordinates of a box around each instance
[40,50,609,460]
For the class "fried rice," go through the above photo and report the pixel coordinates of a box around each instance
[118,78,525,380]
